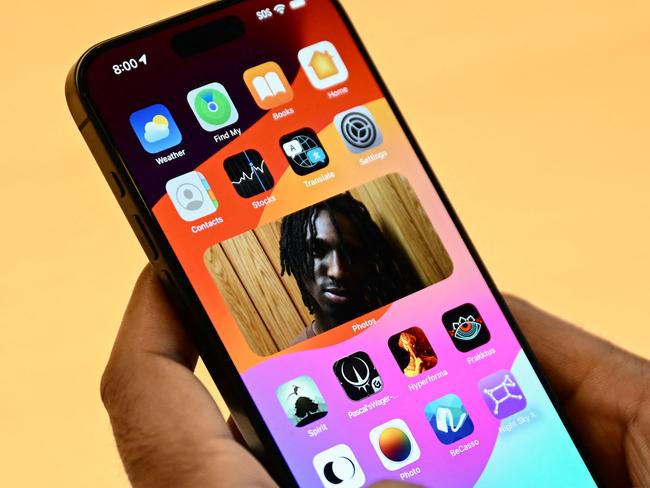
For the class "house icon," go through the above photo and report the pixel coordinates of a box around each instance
[309,49,339,80]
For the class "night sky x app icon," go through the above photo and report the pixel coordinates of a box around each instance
[333,351,383,401]
[224,149,275,198]
[442,303,491,352]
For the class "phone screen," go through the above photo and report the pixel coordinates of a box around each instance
[81,0,596,485]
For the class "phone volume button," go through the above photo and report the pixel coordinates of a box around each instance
[108,172,126,198]
[132,214,160,261]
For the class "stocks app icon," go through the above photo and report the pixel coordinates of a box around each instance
[223,150,275,198]
[333,351,383,401]
[442,303,491,353]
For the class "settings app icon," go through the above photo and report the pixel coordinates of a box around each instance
[334,105,383,153]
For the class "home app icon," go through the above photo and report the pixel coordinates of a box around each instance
[298,41,349,90]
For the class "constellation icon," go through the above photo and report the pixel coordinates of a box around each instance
[478,370,527,419]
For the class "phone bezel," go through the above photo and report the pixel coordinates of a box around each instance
[68,0,600,485]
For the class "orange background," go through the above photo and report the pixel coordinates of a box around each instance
[1,0,648,486]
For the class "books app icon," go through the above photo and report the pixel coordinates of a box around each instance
[244,62,294,110]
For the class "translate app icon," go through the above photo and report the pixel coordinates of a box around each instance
[479,370,527,419]
[129,104,182,154]
[424,394,474,445]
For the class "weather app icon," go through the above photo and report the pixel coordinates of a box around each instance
[424,394,475,445]
[129,104,182,154]
[280,128,329,176]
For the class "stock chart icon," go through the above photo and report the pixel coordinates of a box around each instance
[224,149,275,198]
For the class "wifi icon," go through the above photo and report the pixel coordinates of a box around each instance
[273,4,286,15]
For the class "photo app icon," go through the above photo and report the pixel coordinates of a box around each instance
[129,104,182,154]
[387,326,437,377]
[333,351,383,401]
[276,375,328,427]
[369,419,421,471]
[424,394,474,445]
[479,370,527,419]
[442,303,491,352]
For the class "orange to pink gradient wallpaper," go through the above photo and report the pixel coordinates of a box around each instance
[0,0,649,486]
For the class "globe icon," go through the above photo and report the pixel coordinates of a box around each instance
[291,134,322,169]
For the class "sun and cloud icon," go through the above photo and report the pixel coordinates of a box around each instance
[129,104,182,154]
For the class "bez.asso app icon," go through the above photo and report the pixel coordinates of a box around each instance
[129,104,182,154]
[165,171,218,222]
[369,419,420,471]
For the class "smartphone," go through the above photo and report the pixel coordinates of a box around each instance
[66,1,598,486]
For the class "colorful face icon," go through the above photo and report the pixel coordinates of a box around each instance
[369,419,421,471]
[129,104,182,154]
[187,82,239,132]
[276,375,328,427]
[165,171,218,222]
[243,61,294,109]
[442,303,491,352]
[313,444,365,488]
[424,394,475,445]
[223,149,275,198]
[387,327,437,377]
[280,128,329,175]
[479,370,527,419]
[333,351,383,401]
[298,40,349,90]
[334,106,383,153]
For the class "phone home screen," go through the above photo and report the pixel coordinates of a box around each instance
[83,0,596,486]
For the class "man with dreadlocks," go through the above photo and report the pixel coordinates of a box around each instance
[280,192,418,344]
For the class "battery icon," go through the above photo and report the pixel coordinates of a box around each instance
[289,0,306,9]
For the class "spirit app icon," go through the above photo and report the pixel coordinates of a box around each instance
[244,62,293,109]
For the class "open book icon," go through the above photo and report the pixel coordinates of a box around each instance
[253,71,287,100]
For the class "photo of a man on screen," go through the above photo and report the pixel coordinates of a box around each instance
[280,192,419,344]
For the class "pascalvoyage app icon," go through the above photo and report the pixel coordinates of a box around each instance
[479,370,527,419]
[333,351,383,401]
[442,303,491,352]
[276,375,328,427]
[280,128,329,176]
[424,394,474,445]
[129,104,182,154]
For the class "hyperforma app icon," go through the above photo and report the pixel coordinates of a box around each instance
[479,370,527,419]
[298,41,349,90]
[276,375,328,427]
[129,104,182,154]
[442,303,491,352]
[313,444,365,488]
[223,149,275,198]
[424,394,475,445]
[165,171,218,222]
[280,128,329,175]
[333,351,383,401]
[334,106,383,153]
[243,61,294,109]
[369,419,421,471]
[187,82,239,132]
[387,327,437,377]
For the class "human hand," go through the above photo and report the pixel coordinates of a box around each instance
[101,265,649,487]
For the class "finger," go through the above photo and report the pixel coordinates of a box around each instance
[102,265,275,488]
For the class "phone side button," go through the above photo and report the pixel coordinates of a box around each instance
[132,214,160,261]
[108,172,125,198]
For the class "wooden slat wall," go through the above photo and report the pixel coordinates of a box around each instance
[204,174,453,356]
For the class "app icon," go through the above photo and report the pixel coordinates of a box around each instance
[187,82,239,132]
[334,106,383,153]
[442,303,491,352]
[223,149,275,198]
[479,370,527,419]
[333,351,383,401]
[313,444,365,488]
[276,375,328,427]
[369,419,421,471]
[129,104,182,154]
[298,41,349,90]
[244,61,294,110]
[387,327,437,377]
[280,128,329,175]
[424,394,475,445]
[165,171,218,222]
